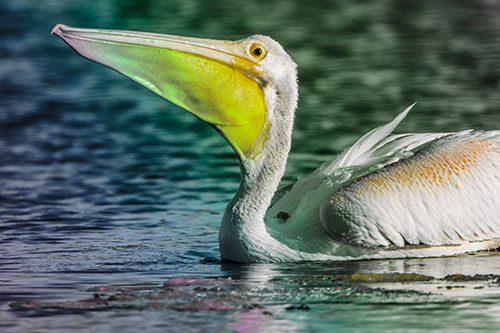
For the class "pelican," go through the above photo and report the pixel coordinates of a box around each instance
[52,24,500,263]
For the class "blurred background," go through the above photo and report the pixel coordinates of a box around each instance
[2,0,500,331]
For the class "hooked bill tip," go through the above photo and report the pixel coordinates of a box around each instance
[50,23,64,36]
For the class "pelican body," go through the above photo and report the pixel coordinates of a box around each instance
[52,25,500,263]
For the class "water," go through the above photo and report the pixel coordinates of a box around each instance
[2,0,500,331]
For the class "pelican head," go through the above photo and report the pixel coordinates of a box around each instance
[51,24,298,161]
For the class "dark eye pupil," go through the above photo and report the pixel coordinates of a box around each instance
[253,48,263,56]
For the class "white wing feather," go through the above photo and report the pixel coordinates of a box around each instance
[327,103,416,171]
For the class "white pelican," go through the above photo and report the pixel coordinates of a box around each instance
[52,24,500,263]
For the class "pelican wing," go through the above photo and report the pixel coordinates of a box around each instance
[267,105,500,251]
[320,130,500,247]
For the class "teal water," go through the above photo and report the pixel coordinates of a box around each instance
[2,0,500,331]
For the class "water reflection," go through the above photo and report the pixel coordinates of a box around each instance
[221,252,500,281]
[221,255,500,331]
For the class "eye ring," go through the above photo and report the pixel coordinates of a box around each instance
[249,44,267,60]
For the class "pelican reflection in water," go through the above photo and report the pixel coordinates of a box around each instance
[52,24,500,263]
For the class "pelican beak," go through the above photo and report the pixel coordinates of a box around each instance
[51,24,267,159]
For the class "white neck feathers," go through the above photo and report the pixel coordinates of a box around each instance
[219,75,298,262]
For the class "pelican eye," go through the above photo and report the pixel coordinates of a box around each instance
[249,44,267,60]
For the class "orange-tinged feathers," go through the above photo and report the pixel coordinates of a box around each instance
[322,132,500,248]
[360,137,497,195]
